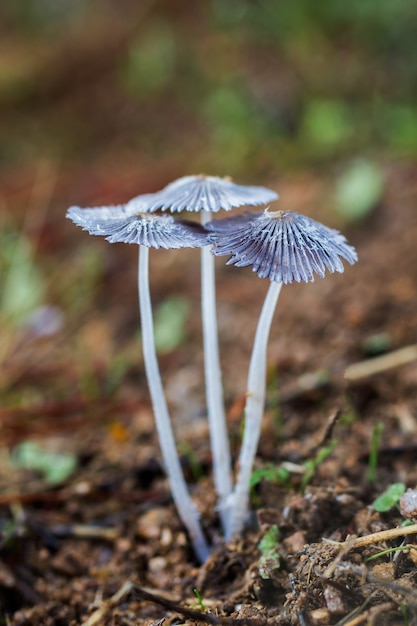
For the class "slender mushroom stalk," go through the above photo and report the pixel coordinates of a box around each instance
[126,175,278,532]
[66,206,210,562]
[209,209,358,539]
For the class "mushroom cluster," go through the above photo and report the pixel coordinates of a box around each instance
[67,175,357,561]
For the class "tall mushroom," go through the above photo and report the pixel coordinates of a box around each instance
[209,209,358,539]
[66,205,210,562]
[125,175,278,532]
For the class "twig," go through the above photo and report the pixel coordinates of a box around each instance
[133,585,268,625]
[322,524,417,553]
[343,524,417,549]
[50,523,118,541]
[81,581,134,626]
[309,410,341,455]
[344,344,417,381]
[336,601,393,626]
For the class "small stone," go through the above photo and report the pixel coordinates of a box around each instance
[136,507,170,541]
[324,586,344,613]
[148,556,167,575]
[309,608,332,625]
[282,531,306,555]
[160,527,173,547]
[400,490,417,522]
[372,562,395,581]
[116,538,132,552]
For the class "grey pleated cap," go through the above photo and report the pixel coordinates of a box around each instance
[209,210,358,284]
[66,206,208,249]
[125,175,278,214]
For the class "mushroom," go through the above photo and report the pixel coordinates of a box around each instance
[66,205,210,562]
[126,175,278,532]
[208,209,358,538]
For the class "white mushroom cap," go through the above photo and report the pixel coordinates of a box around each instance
[125,175,278,214]
[209,209,358,284]
[66,206,208,249]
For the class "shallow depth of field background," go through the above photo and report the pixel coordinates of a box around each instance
[1,0,416,473]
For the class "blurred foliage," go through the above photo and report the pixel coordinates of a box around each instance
[2,0,86,33]
[0,0,416,175]
[257,524,280,580]
[363,332,391,356]
[153,296,189,355]
[1,0,415,410]
[0,227,45,322]
[367,422,384,484]
[372,482,406,513]
[335,159,384,222]
[122,21,177,100]
[11,440,77,485]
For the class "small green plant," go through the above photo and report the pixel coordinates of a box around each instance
[301,439,338,493]
[372,482,406,513]
[367,422,384,483]
[12,440,77,485]
[250,464,291,489]
[192,588,206,612]
[250,464,291,507]
[364,543,416,563]
[258,525,280,580]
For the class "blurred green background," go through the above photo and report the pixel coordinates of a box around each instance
[1,0,416,398]
[1,0,416,181]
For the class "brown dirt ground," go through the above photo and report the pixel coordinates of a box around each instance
[1,164,417,625]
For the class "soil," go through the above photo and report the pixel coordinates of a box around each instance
[0,163,417,626]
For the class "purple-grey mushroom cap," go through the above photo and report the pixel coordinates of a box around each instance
[125,175,278,214]
[208,209,358,284]
[66,206,208,249]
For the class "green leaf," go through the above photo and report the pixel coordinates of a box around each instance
[12,440,77,485]
[372,482,406,512]
[258,525,281,580]
[250,464,290,488]
[258,525,280,556]
[335,159,384,222]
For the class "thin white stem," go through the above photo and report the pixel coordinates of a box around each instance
[226,281,283,540]
[138,246,210,563]
[200,212,233,533]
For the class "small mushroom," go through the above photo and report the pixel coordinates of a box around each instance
[209,209,358,538]
[127,175,278,532]
[66,205,210,562]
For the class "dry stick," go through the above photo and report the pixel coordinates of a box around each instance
[49,524,118,541]
[323,524,417,580]
[138,247,209,562]
[336,601,393,626]
[133,585,268,625]
[343,523,417,549]
[81,581,134,626]
[345,344,417,381]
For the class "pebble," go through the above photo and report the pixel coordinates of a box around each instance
[372,562,395,581]
[399,489,417,521]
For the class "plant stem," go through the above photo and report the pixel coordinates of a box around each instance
[138,246,210,563]
[227,281,283,540]
[200,212,233,534]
